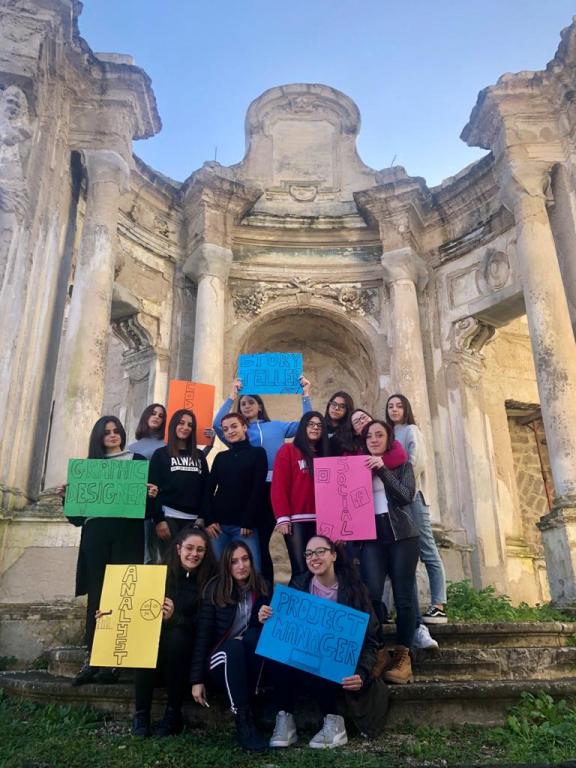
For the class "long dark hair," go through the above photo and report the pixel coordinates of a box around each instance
[385,393,416,426]
[211,541,269,607]
[324,391,355,428]
[166,409,199,460]
[135,403,166,440]
[88,416,126,459]
[332,407,373,456]
[165,526,217,596]
[293,411,329,473]
[236,393,271,422]
[307,535,371,613]
[362,419,394,454]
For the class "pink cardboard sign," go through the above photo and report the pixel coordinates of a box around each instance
[314,456,376,541]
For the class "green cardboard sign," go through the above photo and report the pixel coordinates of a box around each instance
[64,459,149,519]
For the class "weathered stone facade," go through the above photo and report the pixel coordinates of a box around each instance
[1,1,576,610]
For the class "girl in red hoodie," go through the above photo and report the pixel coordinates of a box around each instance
[271,411,329,580]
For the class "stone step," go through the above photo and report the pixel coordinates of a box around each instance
[0,601,84,663]
[48,644,576,683]
[2,670,576,728]
[382,620,576,648]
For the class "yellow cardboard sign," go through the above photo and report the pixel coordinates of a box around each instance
[90,564,167,669]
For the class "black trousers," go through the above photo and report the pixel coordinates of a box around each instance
[269,660,343,716]
[80,518,144,651]
[359,515,419,647]
[258,484,275,584]
[208,627,262,713]
[134,625,193,712]
[282,521,317,582]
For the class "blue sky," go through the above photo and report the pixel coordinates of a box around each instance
[79,1,575,187]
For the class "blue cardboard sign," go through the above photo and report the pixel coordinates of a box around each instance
[237,352,303,395]
[256,585,369,683]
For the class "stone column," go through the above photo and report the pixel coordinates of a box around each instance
[184,243,232,405]
[44,149,129,487]
[502,171,576,605]
[381,247,440,516]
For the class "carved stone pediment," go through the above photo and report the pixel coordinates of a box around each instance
[230,278,379,320]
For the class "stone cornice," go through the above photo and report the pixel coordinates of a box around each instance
[181,166,262,221]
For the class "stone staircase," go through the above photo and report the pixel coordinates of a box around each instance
[1,620,576,728]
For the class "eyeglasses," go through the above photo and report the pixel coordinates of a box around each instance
[329,401,347,411]
[307,422,322,430]
[304,547,332,559]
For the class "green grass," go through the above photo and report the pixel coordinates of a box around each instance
[445,580,571,623]
[2,690,576,767]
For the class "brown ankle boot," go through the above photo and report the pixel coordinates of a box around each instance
[382,645,413,684]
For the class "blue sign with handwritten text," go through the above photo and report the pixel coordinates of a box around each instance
[238,352,303,395]
[256,585,369,683]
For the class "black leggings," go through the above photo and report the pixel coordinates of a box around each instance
[134,625,192,712]
[79,518,144,651]
[270,660,343,716]
[258,484,275,584]
[359,515,419,647]
[282,521,317,582]
[207,627,262,713]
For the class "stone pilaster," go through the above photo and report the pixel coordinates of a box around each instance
[44,149,129,487]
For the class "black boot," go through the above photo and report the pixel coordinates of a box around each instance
[132,709,151,737]
[234,707,268,752]
[71,664,98,687]
[154,706,183,737]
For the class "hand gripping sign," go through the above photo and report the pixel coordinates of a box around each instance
[256,585,369,683]
[91,564,167,669]
[314,455,376,541]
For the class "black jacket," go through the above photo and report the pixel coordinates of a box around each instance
[289,572,381,684]
[206,440,268,529]
[166,568,203,634]
[148,446,210,523]
[373,461,418,541]
[189,576,268,684]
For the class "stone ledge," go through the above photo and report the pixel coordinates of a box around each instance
[3,671,576,728]
[382,621,576,648]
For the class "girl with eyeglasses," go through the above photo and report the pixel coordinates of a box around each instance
[259,535,381,749]
[132,526,217,737]
[213,375,312,583]
[271,412,330,581]
[323,390,354,449]
[191,541,270,752]
[61,416,158,687]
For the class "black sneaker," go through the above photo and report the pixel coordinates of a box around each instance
[422,606,448,624]
[153,707,183,737]
[132,710,151,737]
[96,667,120,684]
[71,664,98,687]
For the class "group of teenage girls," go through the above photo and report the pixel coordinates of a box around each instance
[63,377,447,750]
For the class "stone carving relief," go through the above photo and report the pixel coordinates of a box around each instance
[452,316,496,358]
[231,278,379,320]
[0,85,31,221]
[477,249,510,293]
[112,315,153,355]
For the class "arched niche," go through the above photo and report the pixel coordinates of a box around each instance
[232,306,378,418]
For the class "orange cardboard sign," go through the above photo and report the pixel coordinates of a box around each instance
[166,380,215,446]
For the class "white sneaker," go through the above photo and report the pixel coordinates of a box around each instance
[412,624,439,650]
[309,714,348,749]
[269,711,297,747]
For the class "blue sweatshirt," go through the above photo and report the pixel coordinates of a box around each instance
[213,396,312,478]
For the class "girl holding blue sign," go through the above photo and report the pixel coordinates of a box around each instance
[259,535,382,749]
[213,375,312,582]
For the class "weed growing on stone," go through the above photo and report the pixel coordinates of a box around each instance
[446,580,570,622]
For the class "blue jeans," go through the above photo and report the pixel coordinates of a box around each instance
[210,525,262,571]
[411,492,447,608]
